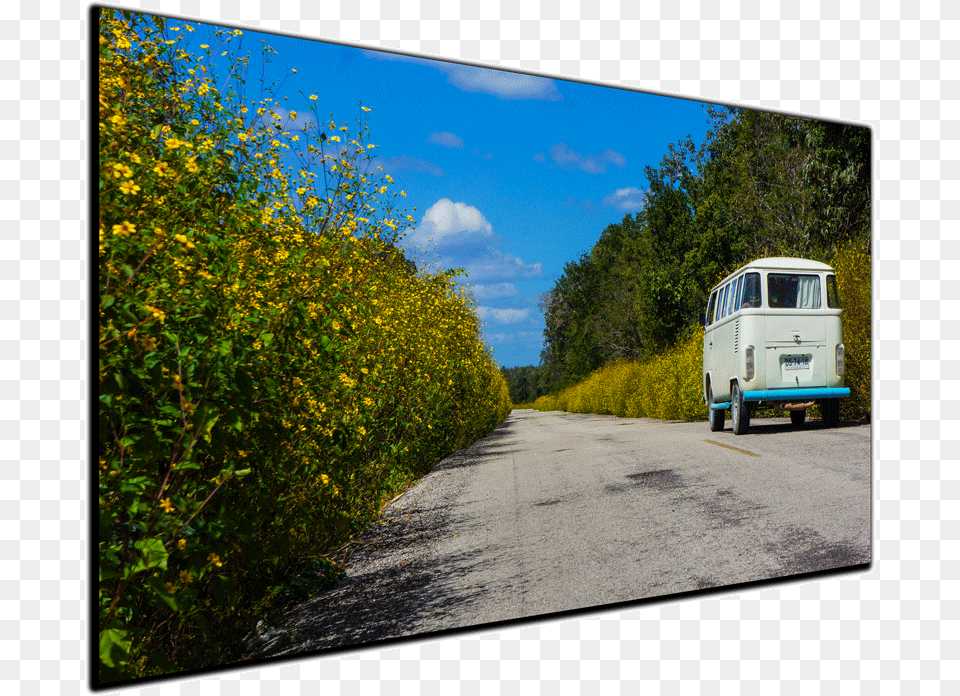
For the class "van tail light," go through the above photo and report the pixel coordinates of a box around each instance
[836,344,845,377]
[745,345,755,381]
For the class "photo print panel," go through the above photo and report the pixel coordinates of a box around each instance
[95,5,871,688]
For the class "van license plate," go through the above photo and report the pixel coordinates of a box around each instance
[784,356,811,370]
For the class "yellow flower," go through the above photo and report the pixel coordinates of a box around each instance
[159,498,175,513]
[111,221,136,237]
[208,553,223,568]
[309,94,318,100]
[177,538,187,550]
[144,304,166,322]
[361,106,372,112]
[118,180,140,196]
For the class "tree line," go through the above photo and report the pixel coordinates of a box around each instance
[515,106,870,397]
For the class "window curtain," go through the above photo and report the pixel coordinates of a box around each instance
[796,275,821,309]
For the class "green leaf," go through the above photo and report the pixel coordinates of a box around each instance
[200,410,221,443]
[147,575,180,612]
[126,537,169,577]
[99,627,131,668]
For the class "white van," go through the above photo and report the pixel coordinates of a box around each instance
[701,257,849,435]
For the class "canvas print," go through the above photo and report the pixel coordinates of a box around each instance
[96,6,871,687]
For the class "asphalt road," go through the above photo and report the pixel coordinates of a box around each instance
[245,409,871,659]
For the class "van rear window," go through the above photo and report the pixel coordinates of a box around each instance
[768,273,821,309]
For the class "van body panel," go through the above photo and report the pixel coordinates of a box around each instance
[701,257,848,431]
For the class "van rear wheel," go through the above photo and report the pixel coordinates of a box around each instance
[821,398,840,428]
[731,382,750,435]
[707,383,724,432]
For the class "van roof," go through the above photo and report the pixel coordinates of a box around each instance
[714,257,835,288]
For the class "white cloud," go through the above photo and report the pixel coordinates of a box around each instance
[428,131,464,148]
[361,49,562,101]
[603,187,647,211]
[541,143,627,175]
[405,200,543,288]
[445,66,562,101]
[409,199,494,249]
[471,282,518,300]
[477,307,531,324]
[486,331,544,345]
[466,249,543,281]
[380,155,445,177]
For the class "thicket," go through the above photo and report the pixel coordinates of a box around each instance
[533,330,706,420]
[532,246,871,420]
[537,106,871,419]
[98,9,510,684]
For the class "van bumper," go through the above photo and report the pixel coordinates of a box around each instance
[710,387,849,410]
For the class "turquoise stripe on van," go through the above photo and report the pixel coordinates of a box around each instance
[710,387,849,411]
[742,388,850,402]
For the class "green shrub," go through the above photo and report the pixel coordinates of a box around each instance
[98,10,509,683]
[532,331,707,421]
[831,242,871,421]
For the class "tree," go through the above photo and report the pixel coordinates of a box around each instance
[536,104,871,398]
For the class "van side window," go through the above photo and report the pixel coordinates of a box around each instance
[768,273,821,309]
[726,279,737,316]
[826,274,841,309]
[740,273,761,309]
[719,284,730,319]
[734,275,744,312]
[705,291,718,325]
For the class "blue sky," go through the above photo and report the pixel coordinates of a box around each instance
[180,18,713,368]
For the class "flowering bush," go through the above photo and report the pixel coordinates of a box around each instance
[98,10,509,683]
[831,242,871,420]
[534,247,870,424]
[532,331,707,421]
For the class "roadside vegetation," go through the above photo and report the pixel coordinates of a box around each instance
[523,106,871,423]
[98,9,510,684]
